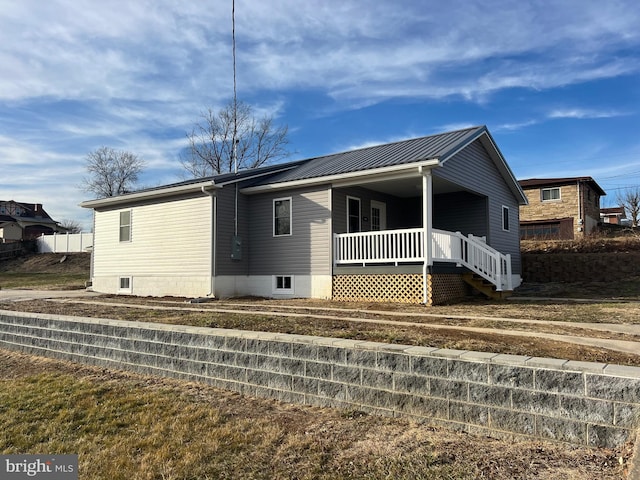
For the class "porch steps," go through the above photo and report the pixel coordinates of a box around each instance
[462,272,513,301]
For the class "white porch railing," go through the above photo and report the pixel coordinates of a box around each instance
[334,228,512,291]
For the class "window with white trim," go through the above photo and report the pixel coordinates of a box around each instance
[118,276,132,293]
[119,210,131,242]
[347,196,361,233]
[541,187,560,202]
[273,275,294,294]
[502,205,510,231]
[273,197,292,236]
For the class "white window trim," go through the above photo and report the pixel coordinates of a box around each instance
[502,205,510,232]
[541,187,561,202]
[346,195,361,233]
[119,209,132,242]
[272,275,294,294]
[273,197,292,237]
[118,276,132,293]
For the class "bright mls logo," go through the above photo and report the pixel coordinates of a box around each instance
[1,455,78,479]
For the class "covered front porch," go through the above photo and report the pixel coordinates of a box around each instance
[329,166,518,305]
[333,227,513,304]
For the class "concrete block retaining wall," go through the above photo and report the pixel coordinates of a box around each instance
[522,252,640,283]
[0,310,638,448]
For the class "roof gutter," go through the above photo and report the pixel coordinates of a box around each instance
[240,159,440,194]
[79,181,220,209]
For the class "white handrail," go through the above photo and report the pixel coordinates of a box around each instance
[333,228,424,265]
[334,228,512,291]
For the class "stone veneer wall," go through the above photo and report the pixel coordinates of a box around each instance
[0,310,638,448]
[522,252,640,283]
[520,183,601,239]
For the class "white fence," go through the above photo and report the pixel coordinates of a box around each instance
[37,233,94,253]
[334,228,512,291]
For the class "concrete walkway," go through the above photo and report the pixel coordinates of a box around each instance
[0,289,101,302]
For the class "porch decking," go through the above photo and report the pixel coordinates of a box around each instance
[333,228,512,292]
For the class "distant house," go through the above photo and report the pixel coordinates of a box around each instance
[81,126,527,305]
[600,206,626,225]
[0,201,62,243]
[518,177,605,240]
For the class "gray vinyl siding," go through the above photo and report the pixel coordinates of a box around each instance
[248,185,331,276]
[433,191,488,237]
[332,186,405,233]
[435,139,521,273]
[215,185,250,276]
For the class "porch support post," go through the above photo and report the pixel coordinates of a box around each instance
[420,167,433,304]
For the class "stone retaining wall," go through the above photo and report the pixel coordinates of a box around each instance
[0,310,638,448]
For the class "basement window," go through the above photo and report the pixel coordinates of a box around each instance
[118,276,132,293]
[273,275,294,294]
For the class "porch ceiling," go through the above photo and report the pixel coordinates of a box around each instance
[358,176,467,198]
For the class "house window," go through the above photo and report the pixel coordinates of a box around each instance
[273,197,292,236]
[273,275,294,294]
[118,276,132,293]
[119,210,131,242]
[347,196,361,233]
[541,187,560,202]
[502,206,510,231]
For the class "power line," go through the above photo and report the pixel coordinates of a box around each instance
[232,0,238,175]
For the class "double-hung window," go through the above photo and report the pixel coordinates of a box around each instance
[119,210,131,242]
[273,197,292,236]
[502,206,510,231]
[347,196,361,233]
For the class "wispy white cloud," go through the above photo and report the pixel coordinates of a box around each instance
[494,120,540,132]
[547,108,628,119]
[0,0,638,229]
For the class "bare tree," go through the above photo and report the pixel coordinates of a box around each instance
[81,147,146,198]
[617,187,640,227]
[59,219,82,233]
[181,100,290,178]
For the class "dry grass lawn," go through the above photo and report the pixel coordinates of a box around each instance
[0,349,633,480]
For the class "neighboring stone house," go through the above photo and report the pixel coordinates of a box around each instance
[518,177,605,240]
[0,200,61,242]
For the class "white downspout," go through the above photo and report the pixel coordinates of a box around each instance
[201,185,217,297]
[419,167,433,304]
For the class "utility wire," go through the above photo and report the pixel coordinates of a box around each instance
[232,0,238,175]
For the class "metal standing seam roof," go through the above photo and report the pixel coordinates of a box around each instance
[83,125,528,207]
[249,126,485,186]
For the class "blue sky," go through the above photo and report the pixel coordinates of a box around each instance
[1,0,639,231]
